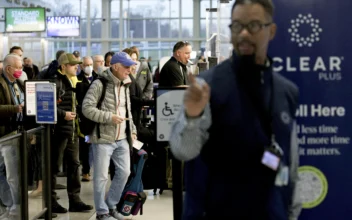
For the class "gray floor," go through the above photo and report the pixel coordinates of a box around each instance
[28,177,173,220]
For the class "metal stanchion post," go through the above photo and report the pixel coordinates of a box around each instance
[43,125,52,220]
[172,156,183,220]
[21,130,29,220]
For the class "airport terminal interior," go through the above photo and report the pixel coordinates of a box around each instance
[2,0,343,219]
[0,0,233,219]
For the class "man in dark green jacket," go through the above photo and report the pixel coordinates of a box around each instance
[0,54,25,219]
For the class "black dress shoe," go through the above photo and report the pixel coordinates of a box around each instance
[55,184,67,189]
[52,203,68,213]
[69,202,93,212]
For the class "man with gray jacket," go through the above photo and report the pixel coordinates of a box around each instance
[82,52,137,220]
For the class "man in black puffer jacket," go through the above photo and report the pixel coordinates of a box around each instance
[51,53,93,214]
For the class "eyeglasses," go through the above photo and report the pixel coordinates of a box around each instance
[173,41,191,52]
[8,65,22,71]
[229,21,272,34]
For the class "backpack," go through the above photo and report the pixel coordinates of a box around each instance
[76,77,108,138]
[117,149,148,216]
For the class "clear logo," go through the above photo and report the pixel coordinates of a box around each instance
[288,14,323,47]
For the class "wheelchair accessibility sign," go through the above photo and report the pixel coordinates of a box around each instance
[162,102,174,116]
[156,88,186,142]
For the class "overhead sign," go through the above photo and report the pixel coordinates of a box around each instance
[5,7,46,32]
[46,16,80,37]
[156,88,186,142]
[35,83,57,124]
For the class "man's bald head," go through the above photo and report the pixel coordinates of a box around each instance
[3,54,22,70]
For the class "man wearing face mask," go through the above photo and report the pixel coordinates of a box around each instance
[170,0,301,219]
[159,41,192,87]
[78,56,97,84]
[9,46,28,87]
[0,54,25,219]
[76,56,98,182]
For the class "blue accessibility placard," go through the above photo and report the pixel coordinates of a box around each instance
[35,83,57,124]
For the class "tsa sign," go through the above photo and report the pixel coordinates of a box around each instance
[156,89,186,142]
[35,83,57,124]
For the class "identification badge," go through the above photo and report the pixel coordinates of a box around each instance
[261,150,280,171]
[275,165,289,186]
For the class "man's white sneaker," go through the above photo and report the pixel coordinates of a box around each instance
[109,209,125,220]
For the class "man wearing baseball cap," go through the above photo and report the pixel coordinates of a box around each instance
[51,53,93,214]
[82,52,138,220]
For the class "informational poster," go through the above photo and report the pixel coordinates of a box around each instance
[35,83,57,124]
[25,80,49,116]
[270,0,352,219]
[156,88,186,142]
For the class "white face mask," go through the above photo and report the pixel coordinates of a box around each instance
[84,66,93,76]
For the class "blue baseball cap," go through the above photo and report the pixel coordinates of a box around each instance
[110,52,137,67]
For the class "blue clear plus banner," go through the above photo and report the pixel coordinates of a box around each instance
[270,1,352,219]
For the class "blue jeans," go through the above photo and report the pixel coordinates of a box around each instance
[92,139,130,215]
[0,139,19,215]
